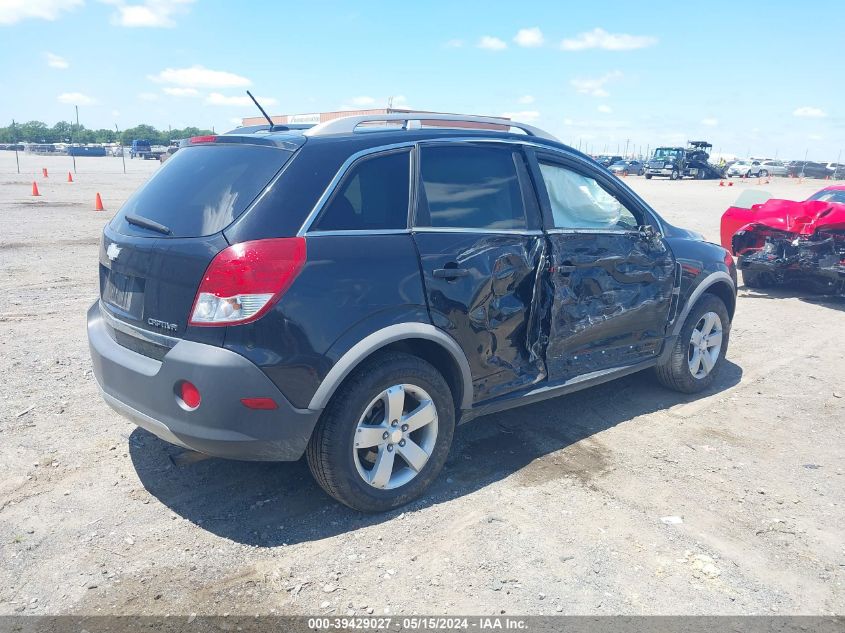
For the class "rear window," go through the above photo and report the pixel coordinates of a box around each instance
[112,144,292,238]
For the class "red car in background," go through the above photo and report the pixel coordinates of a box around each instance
[720,185,845,294]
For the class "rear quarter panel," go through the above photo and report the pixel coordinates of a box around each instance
[222,234,429,409]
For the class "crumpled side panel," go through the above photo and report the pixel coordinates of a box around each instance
[414,232,547,403]
[544,232,676,381]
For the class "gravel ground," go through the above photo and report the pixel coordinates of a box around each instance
[1,153,843,616]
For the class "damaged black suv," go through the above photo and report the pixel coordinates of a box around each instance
[88,114,737,512]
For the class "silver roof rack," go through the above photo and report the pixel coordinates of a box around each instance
[303,113,558,141]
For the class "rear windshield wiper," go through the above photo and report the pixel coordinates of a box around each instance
[125,214,172,235]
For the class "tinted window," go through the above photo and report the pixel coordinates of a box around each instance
[539,162,639,230]
[313,150,409,231]
[113,144,292,238]
[418,145,528,229]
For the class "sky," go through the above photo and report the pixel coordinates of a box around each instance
[0,0,841,160]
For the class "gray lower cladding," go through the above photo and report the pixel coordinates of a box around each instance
[87,301,321,461]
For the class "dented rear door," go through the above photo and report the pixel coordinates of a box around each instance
[413,142,547,403]
[530,151,676,382]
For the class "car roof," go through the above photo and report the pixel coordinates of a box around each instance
[220,124,589,162]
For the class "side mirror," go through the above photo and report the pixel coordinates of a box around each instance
[638,224,658,239]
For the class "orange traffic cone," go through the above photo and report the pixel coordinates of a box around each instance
[31,181,40,196]
[719,180,725,187]
[727,181,733,187]
[42,167,48,178]
[67,171,73,183]
[94,192,104,211]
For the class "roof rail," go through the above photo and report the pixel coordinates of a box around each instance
[303,113,558,141]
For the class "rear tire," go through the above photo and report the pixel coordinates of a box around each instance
[655,294,730,394]
[306,352,455,512]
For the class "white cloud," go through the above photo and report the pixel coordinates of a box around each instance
[163,86,199,97]
[701,117,719,127]
[138,91,159,101]
[597,104,612,114]
[478,36,507,51]
[150,65,251,88]
[793,106,826,118]
[351,96,376,106]
[103,0,194,28]
[0,0,83,25]
[501,110,540,123]
[514,27,544,48]
[808,133,823,141]
[518,95,535,105]
[44,51,69,69]
[206,92,277,107]
[561,27,657,51]
[443,38,464,48]
[570,71,622,97]
[57,92,97,105]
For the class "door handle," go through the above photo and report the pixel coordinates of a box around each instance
[556,265,576,275]
[433,267,470,279]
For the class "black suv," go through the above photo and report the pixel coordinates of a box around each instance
[88,114,737,512]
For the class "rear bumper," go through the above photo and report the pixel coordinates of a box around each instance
[87,302,321,461]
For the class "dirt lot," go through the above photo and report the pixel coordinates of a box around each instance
[1,152,843,617]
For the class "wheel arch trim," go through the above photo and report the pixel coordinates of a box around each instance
[671,271,735,337]
[308,323,474,411]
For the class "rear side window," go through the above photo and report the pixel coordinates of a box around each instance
[417,145,529,230]
[113,144,292,238]
[312,150,410,231]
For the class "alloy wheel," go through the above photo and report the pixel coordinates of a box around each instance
[688,312,723,379]
[353,384,439,490]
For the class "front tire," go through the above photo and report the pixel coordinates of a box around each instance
[306,352,455,512]
[645,173,653,180]
[670,169,681,180]
[655,294,730,393]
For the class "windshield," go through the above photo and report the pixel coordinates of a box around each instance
[112,144,293,238]
[732,190,772,209]
[653,148,681,159]
[807,189,845,204]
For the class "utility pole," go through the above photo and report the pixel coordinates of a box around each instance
[71,105,79,174]
[624,138,630,158]
[115,123,126,174]
[12,119,20,174]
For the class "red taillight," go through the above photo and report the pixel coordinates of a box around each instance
[240,397,279,410]
[189,135,218,144]
[189,238,306,327]
[179,381,201,409]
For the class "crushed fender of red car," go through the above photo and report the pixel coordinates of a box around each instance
[720,186,845,294]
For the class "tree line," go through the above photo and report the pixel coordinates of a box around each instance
[0,121,214,146]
